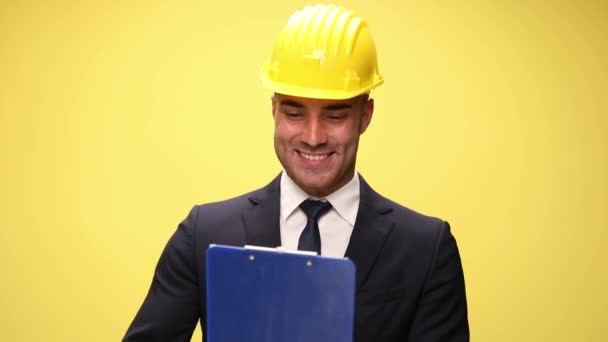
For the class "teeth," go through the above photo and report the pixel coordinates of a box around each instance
[300,152,329,161]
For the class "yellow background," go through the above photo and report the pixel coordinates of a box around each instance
[1,0,607,341]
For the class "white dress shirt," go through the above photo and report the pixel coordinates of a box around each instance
[279,170,360,257]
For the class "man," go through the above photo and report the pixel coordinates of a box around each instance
[124,4,469,342]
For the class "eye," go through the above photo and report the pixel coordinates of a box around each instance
[325,112,348,122]
[282,109,304,119]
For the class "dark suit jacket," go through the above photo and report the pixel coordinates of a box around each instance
[124,174,469,341]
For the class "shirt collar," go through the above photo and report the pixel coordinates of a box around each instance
[280,170,360,226]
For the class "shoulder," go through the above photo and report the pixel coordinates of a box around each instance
[361,179,451,249]
[384,196,446,234]
[384,195,454,253]
[360,175,447,234]
[189,187,264,222]
[194,191,253,217]
[185,175,280,226]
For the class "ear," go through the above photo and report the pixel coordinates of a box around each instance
[271,94,278,118]
[358,98,374,134]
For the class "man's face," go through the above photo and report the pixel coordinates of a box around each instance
[272,93,374,198]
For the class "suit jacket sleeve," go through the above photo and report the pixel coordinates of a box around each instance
[123,206,201,342]
[408,222,469,341]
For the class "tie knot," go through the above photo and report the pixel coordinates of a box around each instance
[299,200,332,221]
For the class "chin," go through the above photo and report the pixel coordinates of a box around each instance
[298,178,335,197]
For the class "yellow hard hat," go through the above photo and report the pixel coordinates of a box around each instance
[261,4,384,100]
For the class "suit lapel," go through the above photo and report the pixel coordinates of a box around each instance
[241,174,282,247]
[241,173,393,290]
[345,175,394,290]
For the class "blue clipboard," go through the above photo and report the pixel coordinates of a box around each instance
[206,245,356,342]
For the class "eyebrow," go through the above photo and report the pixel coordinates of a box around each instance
[278,100,352,111]
[279,100,304,108]
[323,104,352,111]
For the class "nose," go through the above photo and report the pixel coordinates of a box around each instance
[301,115,328,147]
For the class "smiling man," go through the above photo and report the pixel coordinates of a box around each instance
[272,94,372,198]
[125,4,469,342]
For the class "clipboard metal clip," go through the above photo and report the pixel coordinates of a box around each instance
[244,245,318,256]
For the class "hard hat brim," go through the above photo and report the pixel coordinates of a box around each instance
[261,73,384,100]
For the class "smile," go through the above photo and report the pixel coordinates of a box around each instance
[298,151,331,161]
